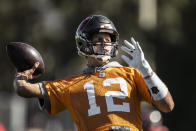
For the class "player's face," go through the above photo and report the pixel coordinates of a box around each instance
[91,33,113,56]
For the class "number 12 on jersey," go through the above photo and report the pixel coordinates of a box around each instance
[84,77,130,116]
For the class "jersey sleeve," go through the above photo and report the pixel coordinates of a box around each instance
[133,68,152,104]
[39,79,70,115]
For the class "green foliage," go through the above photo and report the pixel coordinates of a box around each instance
[0,0,196,130]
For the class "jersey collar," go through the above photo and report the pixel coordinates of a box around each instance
[83,61,122,74]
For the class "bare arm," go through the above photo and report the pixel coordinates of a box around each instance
[144,72,174,113]
[152,90,174,113]
[13,62,44,99]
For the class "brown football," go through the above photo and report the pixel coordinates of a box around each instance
[6,42,45,76]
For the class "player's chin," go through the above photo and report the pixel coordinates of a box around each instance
[96,55,111,63]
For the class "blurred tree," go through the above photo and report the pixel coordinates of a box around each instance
[1,0,196,130]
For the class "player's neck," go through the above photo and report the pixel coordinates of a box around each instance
[87,57,109,67]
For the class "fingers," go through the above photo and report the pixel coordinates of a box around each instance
[136,42,143,53]
[29,62,39,75]
[130,37,144,53]
[121,39,135,55]
[34,62,40,68]
[32,74,41,79]
[124,40,135,50]
[16,62,40,80]
[122,38,137,53]
[28,62,40,79]
[121,46,133,55]
[130,37,137,48]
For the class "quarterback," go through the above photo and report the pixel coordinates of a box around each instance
[14,15,174,131]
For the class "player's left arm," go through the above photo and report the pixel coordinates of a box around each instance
[151,89,174,113]
[121,37,174,113]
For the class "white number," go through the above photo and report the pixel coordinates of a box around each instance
[84,81,101,116]
[84,77,130,116]
[104,78,130,112]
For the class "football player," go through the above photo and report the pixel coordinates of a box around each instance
[14,15,174,131]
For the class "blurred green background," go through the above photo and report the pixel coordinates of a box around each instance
[0,0,196,131]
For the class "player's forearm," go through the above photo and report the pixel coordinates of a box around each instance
[144,72,174,112]
[14,77,43,99]
[152,91,174,113]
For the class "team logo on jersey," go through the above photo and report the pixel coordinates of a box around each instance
[99,72,105,77]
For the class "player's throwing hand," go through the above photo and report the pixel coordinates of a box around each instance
[15,62,40,80]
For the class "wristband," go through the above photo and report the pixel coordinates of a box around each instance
[144,72,168,101]
[16,75,28,81]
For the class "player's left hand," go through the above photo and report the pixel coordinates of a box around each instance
[121,37,153,77]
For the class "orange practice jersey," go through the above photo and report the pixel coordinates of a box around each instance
[42,66,152,131]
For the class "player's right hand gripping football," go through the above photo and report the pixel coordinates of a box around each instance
[121,37,153,78]
[15,62,40,80]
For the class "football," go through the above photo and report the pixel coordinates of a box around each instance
[6,42,45,76]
